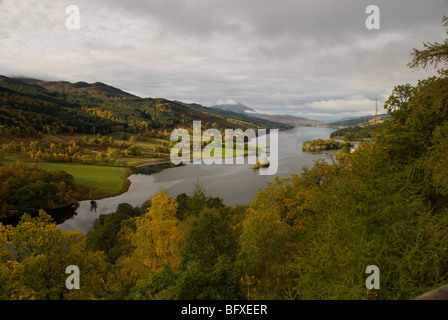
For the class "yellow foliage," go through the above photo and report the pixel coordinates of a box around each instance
[0,210,110,300]
[117,190,185,285]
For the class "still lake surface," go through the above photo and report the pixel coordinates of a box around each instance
[55,126,336,233]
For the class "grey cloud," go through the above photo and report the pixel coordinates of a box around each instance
[100,0,446,41]
[100,0,447,77]
[0,30,9,39]
[1,0,447,121]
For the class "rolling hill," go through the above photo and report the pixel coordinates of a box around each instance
[210,102,256,114]
[0,75,290,137]
[17,78,140,99]
[328,114,392,140]
[326,114,391,127]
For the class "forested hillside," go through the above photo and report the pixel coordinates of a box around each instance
[330,124,378,140]
[21,79,140,99]
[326,114,390,127]
[0,76,288,137]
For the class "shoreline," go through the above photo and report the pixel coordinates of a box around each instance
[0,127,296,224]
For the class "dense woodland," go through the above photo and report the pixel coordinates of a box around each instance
[330,124,377,140]
[302,139,354,152]
[1,136,170,165]
[0,162,79,219]
[1,18,448,300]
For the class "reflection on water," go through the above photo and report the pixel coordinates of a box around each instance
[49,203,80,225]
[56,126,336,234]
[90,200,97,213]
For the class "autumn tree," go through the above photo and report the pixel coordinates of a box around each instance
[175,207,238,300]
[0,211,110,300]
[236,205,294,299]
[117,190,185,289]
[87,203,142,263]
[293,143,448,300]
[175,182,224,220]
[0,162,79,219]
[127,191,237,300]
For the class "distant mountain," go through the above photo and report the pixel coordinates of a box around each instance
[181,102,293,130]
[252,114,322,127]
[16,78,140,99]
[210,102,256,114]
[210,101,321,127]
[326,114,391,127]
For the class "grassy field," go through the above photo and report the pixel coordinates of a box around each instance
[38,162,131,198]
[1,160,131,199]
[0,132,170,199]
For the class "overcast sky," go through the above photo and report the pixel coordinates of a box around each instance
[1,0,447,121]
